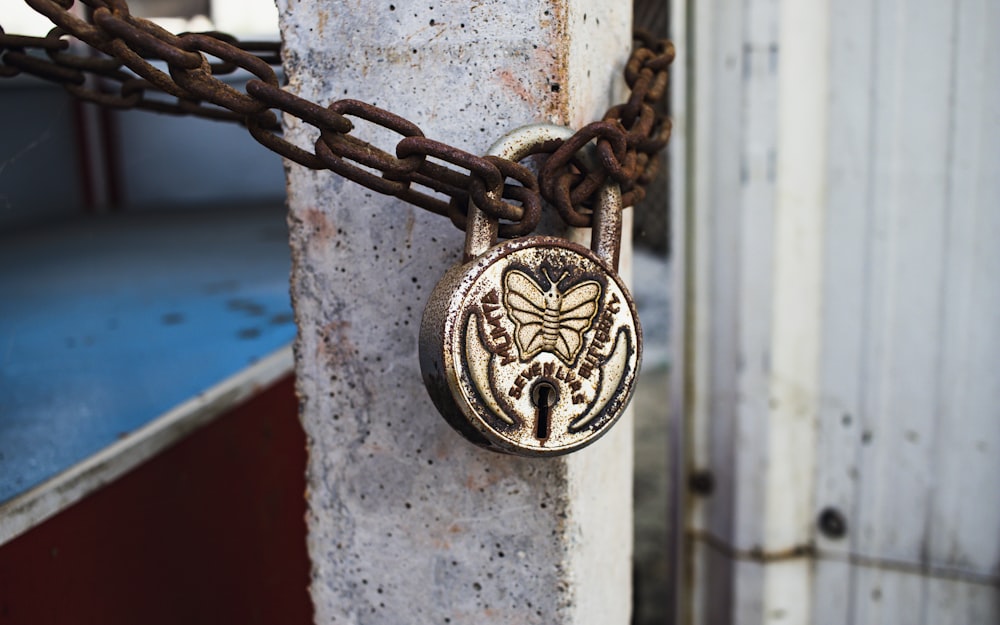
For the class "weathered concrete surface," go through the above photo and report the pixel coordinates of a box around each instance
[276,1,633,623]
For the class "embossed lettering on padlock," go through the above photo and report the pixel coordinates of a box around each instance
[420,125,642,457]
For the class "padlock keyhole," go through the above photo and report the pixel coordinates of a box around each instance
[530,381,558,441]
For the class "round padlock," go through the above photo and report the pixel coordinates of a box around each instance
[420,125,642,457]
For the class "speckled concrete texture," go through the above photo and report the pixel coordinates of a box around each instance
[276,2,634,623]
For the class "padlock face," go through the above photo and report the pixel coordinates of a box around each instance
[420,235,642,456]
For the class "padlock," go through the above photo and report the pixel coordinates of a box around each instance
[420,124,642,457]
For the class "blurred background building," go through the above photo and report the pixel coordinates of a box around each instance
[1,0,997,624]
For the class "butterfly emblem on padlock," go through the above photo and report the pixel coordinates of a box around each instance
[504,267,599,366]
[420,125,642,457]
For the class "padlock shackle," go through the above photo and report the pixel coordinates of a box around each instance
[463,199,499,263]
[464,123,624,271]
[465,124,574,261]
[591,181,624,271]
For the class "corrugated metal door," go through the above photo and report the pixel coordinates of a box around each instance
[670,0,1000,622]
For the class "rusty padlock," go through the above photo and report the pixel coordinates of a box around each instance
[420,124,642,457]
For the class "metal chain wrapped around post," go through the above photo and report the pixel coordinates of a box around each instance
[1,0,674,239]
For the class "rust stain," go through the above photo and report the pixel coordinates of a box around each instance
[316,8,328,37]
[383,46,421,68]
[462,464,509,492]
[302,207,336,243]
[316,319,355,367]
[689,529,814,563]
[495,69,535,107]
[547,0,570,125]
[421,526,456,550]
[404,210,416,244]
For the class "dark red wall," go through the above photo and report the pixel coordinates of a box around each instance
[0,375,313,625]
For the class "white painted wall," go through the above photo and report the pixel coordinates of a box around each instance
[672,0,1000,623]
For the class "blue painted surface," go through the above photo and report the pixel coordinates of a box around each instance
[0,207,296,503]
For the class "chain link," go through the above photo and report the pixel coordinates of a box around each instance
[1,0,674,236]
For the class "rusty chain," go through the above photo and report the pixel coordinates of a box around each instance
[1,0,674,237]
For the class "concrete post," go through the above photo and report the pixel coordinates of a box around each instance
[276,2,634,624]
